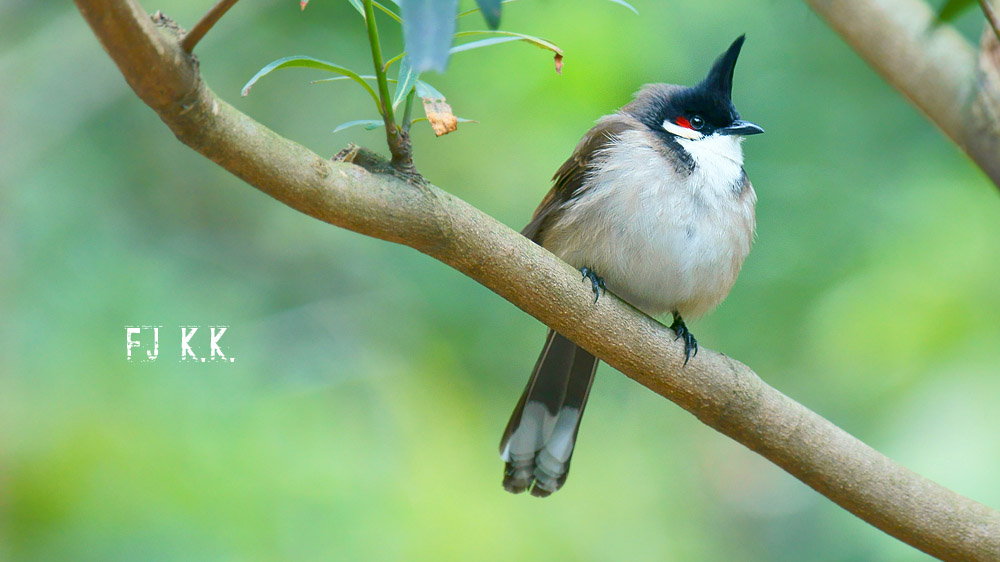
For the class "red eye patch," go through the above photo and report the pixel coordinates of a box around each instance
[675,117,692,129]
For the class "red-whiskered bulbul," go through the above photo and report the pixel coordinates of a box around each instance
[500,35,764,497]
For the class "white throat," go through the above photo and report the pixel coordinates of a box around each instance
[676,133,745,168]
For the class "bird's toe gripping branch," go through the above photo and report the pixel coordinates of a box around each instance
[669,315,698,365]
[580,267,606,304]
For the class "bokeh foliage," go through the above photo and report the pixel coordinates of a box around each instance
[2,0,1000,560]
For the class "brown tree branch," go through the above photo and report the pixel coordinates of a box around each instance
[180,0,239,53]
[980,0,1000,43]
[804,0,1000,190]
[74,0,1000,559]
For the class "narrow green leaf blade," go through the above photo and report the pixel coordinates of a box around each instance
[458,0,517,18]
[937,0,974,21]
[605,0,638,15]
[383,52,406,72]
[450,31,563,71]
[449,36,522,55]
[310,76,396,84]
[373,0,402,22]
[392,56,420,110]
[399,0,459,73]
[452,30,562,55]
[334,119,386,133]
[241,56,381,107]
[475,0,502,29]
[415,79,446,100]
[347,0,365,17]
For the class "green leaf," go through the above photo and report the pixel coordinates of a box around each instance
[452,30,562,56]
[450,31,564,74]
[333,119,386,133]
[310,76,397,84]
[241,56,381,108]
[393,56,420,110]
[474,0,502,29]
[937,0,974,21]
[449,36,523,54]
[347,0,365,17]
[383,52,406,72]
[351,0,402,22]
[605,0,638,15]
[458,0,517,18]
[400,0,459,73]
[415,79,446,100]
[373,0,402,22]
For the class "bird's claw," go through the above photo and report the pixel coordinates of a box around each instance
[580,267,606,304]
[669,316,698,366]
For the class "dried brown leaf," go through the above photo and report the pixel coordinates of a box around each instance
[422,98,458,136]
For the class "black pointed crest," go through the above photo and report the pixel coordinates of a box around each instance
[700,34,746,100]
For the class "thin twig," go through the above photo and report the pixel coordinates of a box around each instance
[980,0,1000,43]
[180,0,239,53]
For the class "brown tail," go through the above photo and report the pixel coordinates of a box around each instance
[499,330,598,497]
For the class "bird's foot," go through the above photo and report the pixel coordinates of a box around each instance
[669,315,698,366]
[580,267,606,303]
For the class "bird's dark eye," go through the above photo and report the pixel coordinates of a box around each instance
[689,115,705,130]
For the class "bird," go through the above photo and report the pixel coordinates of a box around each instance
[499,35,764,497]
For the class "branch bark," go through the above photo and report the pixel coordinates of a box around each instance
[804,0,1000,189]
[979,0,1000,43]
[180,0,240,53]
[74,0,1000,559]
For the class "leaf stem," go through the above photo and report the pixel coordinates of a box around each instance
[364,0,395,125]
[363,0,413,169]
[402,87,416,132]
[382,51,406,73]
[180,0,240,53]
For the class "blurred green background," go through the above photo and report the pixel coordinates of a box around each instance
[3,0,1000,560]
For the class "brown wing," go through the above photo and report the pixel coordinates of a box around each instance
[521,114,638,243]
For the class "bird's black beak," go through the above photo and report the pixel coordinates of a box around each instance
[718,120,764,136]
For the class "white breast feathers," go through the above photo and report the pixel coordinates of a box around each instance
[541,130,756,318]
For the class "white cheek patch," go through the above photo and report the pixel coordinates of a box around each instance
[662,119,704,140]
